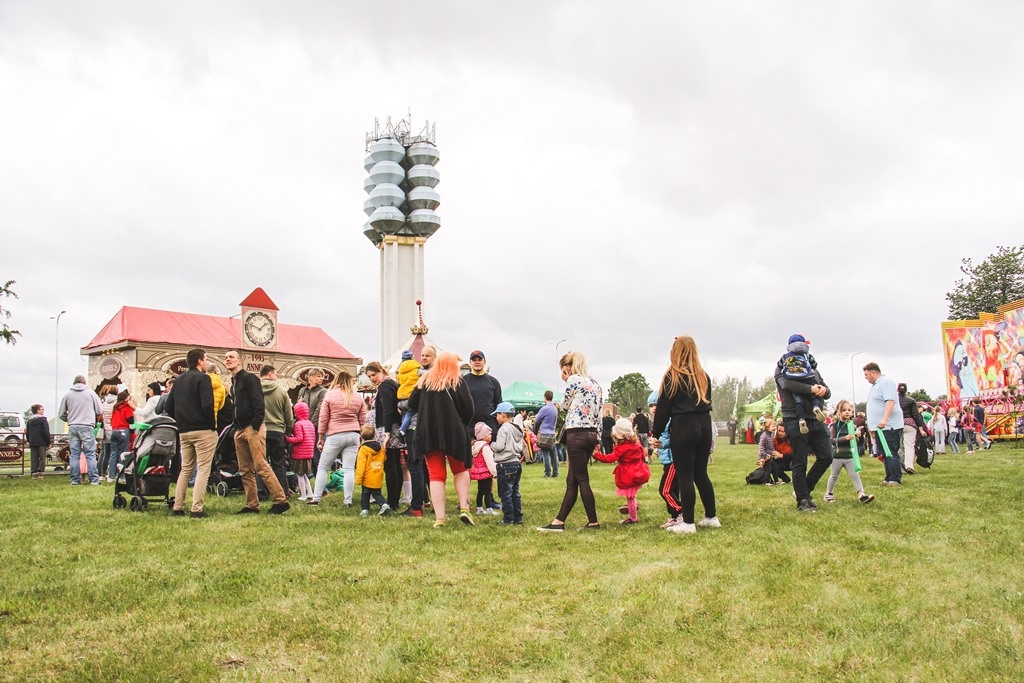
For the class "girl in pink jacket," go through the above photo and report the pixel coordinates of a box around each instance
[286,402,316,501]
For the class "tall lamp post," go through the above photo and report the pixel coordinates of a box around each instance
[554,339,567,386]
[51,310,66,419]
[847,351,863,408]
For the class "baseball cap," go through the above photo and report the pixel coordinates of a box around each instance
[788,333,810,344]
[491,401,515,415]
[469,349,485,360]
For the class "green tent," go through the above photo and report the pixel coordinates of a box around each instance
[502,381,562,411]
[739,395,776,424]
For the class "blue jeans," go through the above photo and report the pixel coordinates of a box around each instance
[108,429,130,479]
[68,425,98,484]
[555,442,567,463]
[879,429,903,483]
[539,436,558,476]
[496,461,523,523]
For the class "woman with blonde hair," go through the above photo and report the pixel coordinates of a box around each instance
[309,370,366,507]
[650,336,718,534]
[408,352,476,527]
[537,350,604,532]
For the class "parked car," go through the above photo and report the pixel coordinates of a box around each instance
[0,411,24,445]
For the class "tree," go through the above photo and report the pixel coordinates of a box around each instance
[1,280,19,346]
[607,372,652,414]
[945,244,1024,320]
[909,388,932,403]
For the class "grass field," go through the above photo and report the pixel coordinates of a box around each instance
[1,441,1022,682]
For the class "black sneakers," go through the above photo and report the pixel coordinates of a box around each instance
[797,498,817,513]
[235,507,260,514]
[268,501,291,515]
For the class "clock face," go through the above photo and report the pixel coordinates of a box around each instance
[244,311,276,347]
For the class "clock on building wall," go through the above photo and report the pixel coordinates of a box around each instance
[243,310,277,349]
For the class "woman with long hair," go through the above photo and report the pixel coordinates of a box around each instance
[407,352,476,527]
[364,361,404,510]
[537,351,604,532]
[309,370,366,507]
[650,336,718,534]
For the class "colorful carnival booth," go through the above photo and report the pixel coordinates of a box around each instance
[941,297,1024,439]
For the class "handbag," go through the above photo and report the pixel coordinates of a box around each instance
[555,388,576,445]
[537,434,556,450]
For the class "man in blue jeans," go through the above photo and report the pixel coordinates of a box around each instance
[534,390,558,477]
[864,362,905,486]
[58,375,103,486]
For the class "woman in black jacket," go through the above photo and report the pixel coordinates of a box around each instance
[407,352,475,528]
[897,383,927,474]
[365,361,404,509]
[651,336,718,534]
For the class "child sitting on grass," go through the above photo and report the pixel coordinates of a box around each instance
[593,418,651,524]
[355,424,390,517]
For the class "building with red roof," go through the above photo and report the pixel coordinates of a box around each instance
[81,290,361,401]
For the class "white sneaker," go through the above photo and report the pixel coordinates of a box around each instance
[378,503,392,517]
[697,516,721,528]
[359,509,369,517]
[476,507,486,515]
[670,521,697,534]
[298,496,308,501]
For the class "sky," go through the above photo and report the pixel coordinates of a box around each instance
[2,1,1024,416]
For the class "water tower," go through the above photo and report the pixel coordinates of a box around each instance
[363,115,441,360]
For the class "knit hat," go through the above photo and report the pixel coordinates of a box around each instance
[474,422,492,440]
[401,350,414,361]
[611,418,634,440]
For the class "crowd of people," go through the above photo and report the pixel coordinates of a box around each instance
[36,330,993,529]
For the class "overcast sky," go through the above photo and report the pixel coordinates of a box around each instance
[3,1,1023,416]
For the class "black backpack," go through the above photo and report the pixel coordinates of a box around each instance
[745,466,767,485]
[915,434,935,469]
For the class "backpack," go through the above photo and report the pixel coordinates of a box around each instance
[745,466,767,485]
[915,434,934,469]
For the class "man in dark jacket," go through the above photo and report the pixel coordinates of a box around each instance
[166,348,217,517]
[463,350,503,441]
[26,404,51,479]
[224,349,289,515]
[774,339,832,513]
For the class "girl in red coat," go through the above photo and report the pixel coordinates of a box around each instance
[286,402,316,500]
[593,418,651,524]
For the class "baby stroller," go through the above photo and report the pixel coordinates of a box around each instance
[207,425,244,498]
[112,415,180,512]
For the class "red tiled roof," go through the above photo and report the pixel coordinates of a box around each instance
[82,306,357,359]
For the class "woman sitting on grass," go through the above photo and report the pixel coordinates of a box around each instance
[407,352,476,528]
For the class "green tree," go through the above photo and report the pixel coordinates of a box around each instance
[945,244,1024,320]
[607,372,652,414]
[1,280,19,346]
[909,388,933,403]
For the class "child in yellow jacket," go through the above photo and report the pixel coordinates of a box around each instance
[355,424,389,517]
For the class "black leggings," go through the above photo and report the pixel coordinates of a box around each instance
[669,413,716,524]
[475,477,495,508]
[556,429,599,524]
[384,448,403,508]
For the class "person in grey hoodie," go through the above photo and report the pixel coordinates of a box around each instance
[491,401,525,525]
[58,375,103,485]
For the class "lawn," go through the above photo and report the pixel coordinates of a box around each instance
[1,441,1022,682]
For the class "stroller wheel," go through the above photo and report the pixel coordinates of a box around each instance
[217,482,228,497]
[113,494,127,509]
[129,496,145,512]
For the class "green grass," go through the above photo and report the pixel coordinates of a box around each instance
[1,442,1022,682]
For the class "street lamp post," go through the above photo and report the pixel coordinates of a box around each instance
[554,339,567,360]
[51,310,66,419]
[848,351,863,408]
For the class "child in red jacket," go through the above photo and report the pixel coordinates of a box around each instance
[286,402,316,501]
[593,418,651,524]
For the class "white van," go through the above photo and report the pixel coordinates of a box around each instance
[0,411,25,444]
